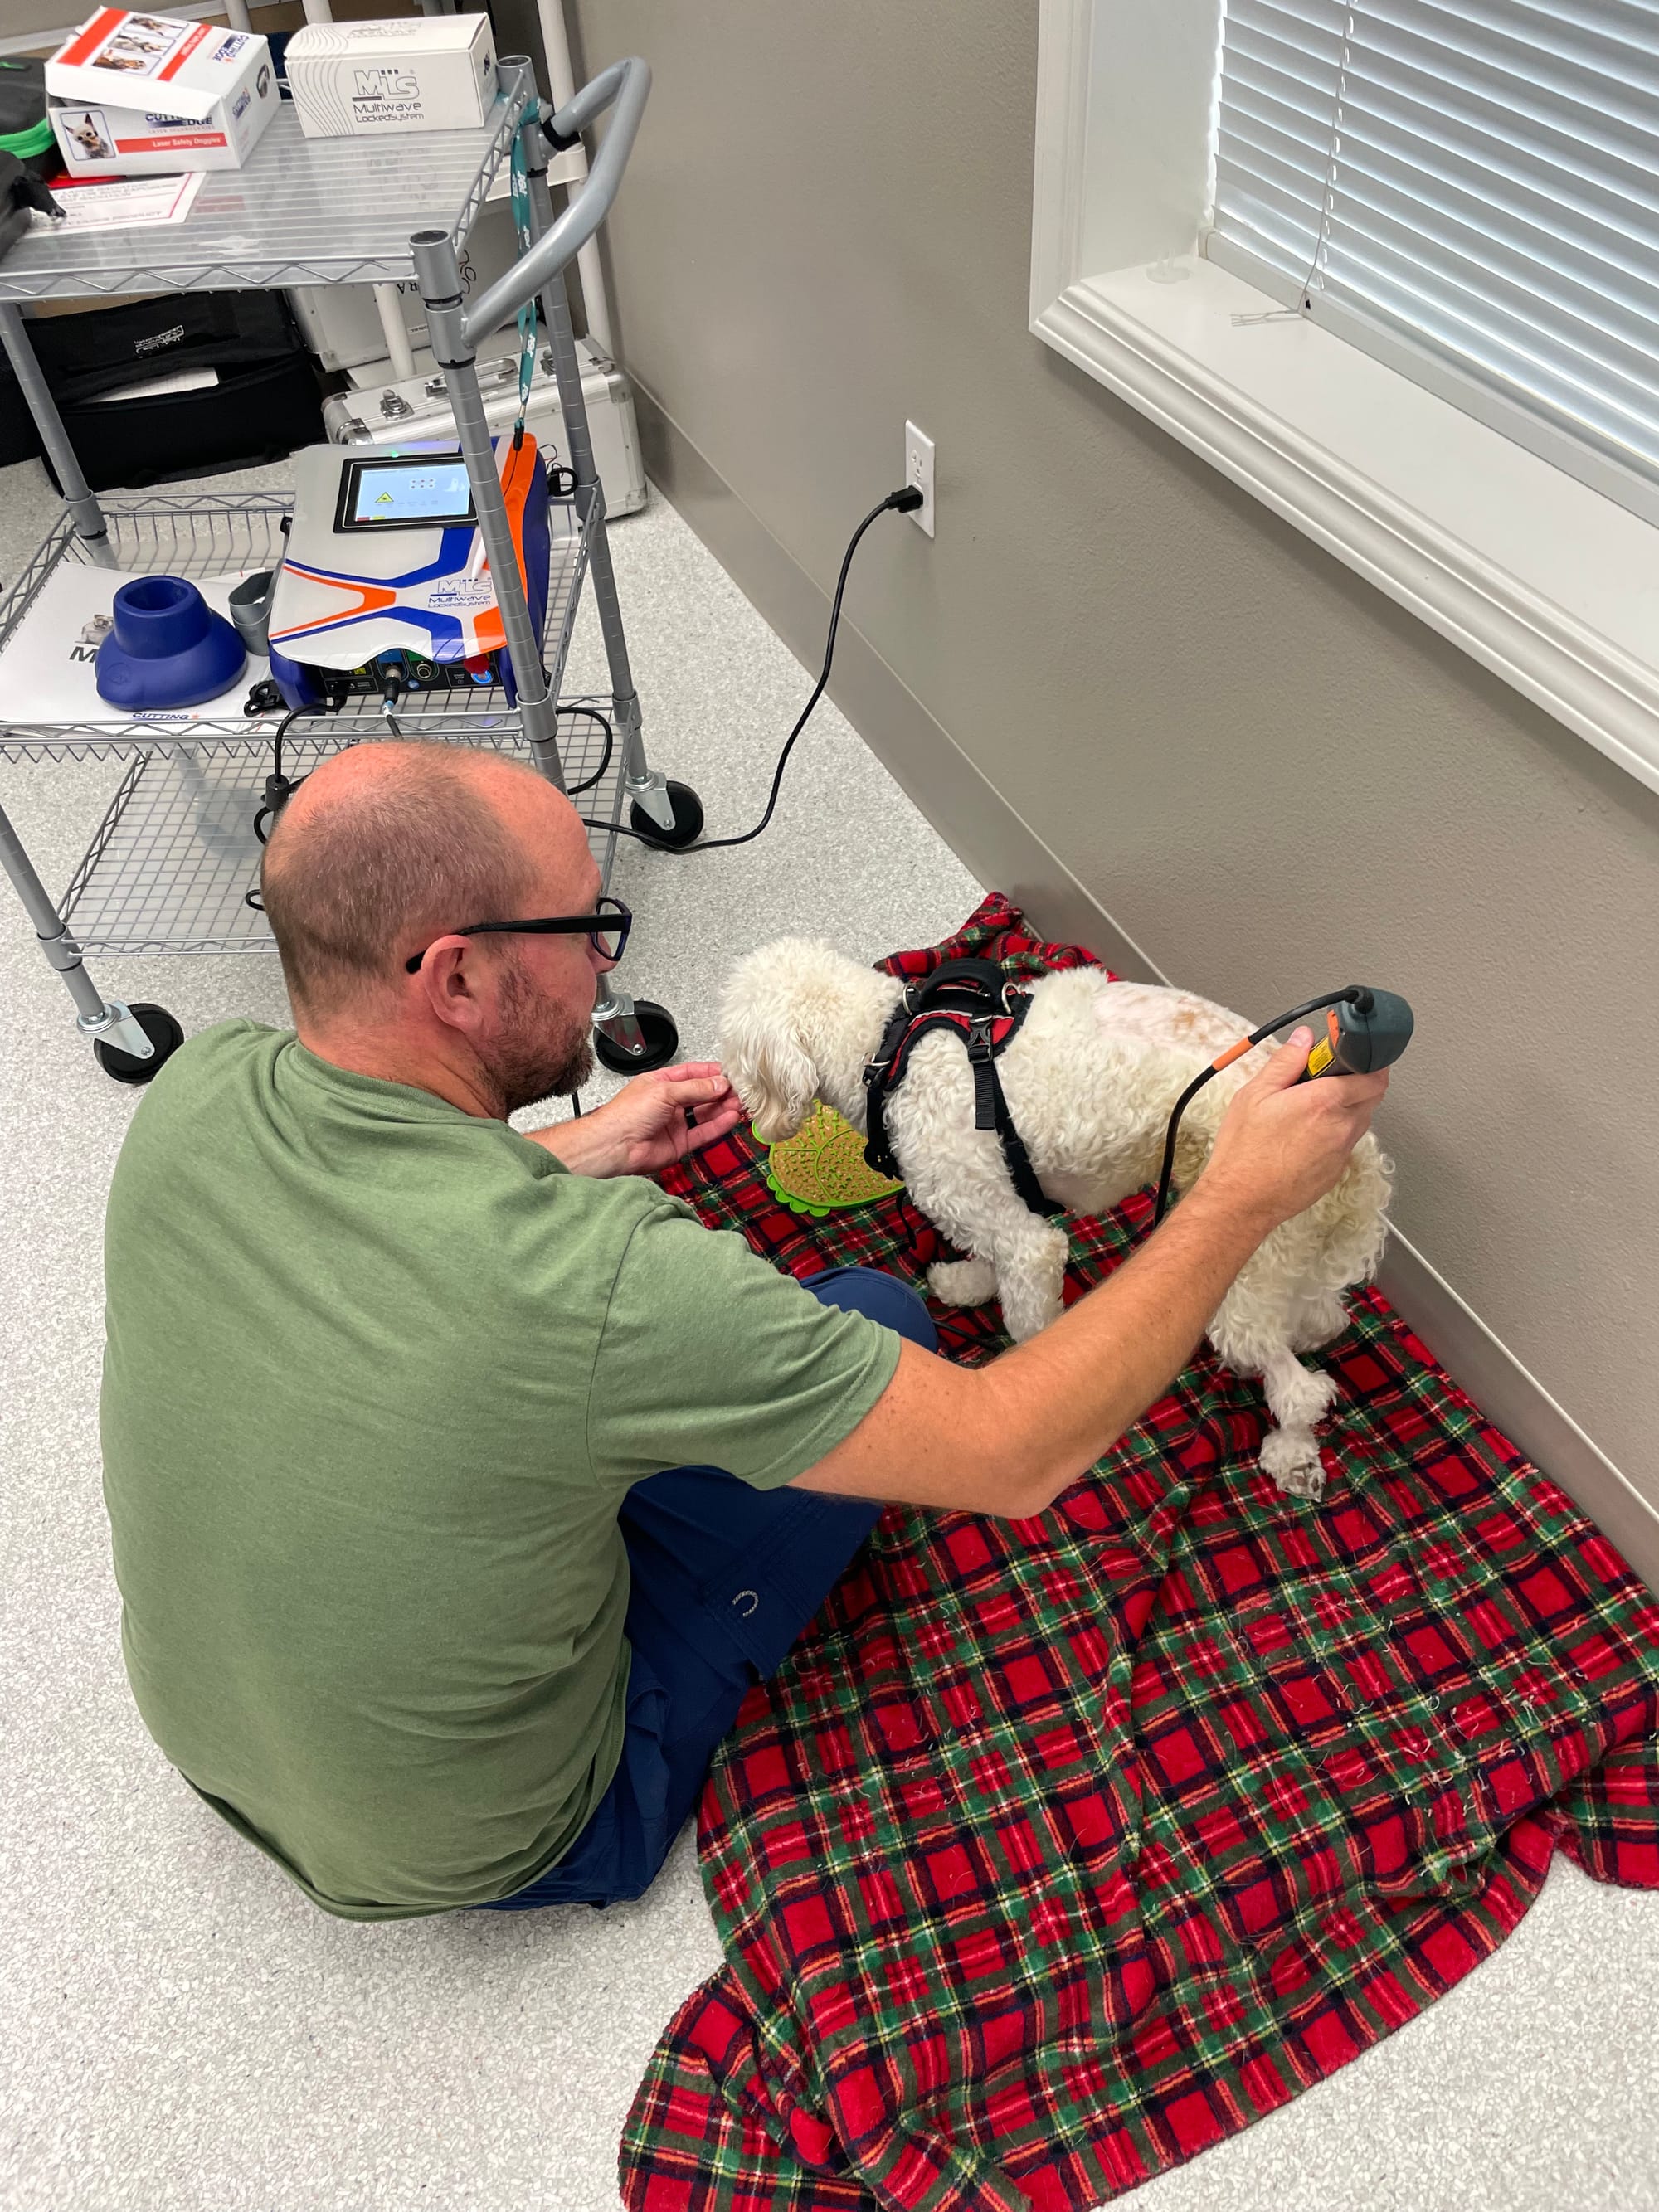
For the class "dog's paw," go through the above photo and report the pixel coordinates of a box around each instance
[927,1257,998,1307]
[1258,1423,1327,1503]
[1260,1356,1339,1432]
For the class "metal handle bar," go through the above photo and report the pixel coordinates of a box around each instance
[461,56,650,347]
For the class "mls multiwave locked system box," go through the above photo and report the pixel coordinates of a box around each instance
[284,16,498,140]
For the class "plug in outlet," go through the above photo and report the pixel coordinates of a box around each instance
[903,420,935,537]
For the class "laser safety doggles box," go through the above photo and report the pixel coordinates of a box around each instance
[46,10,278,176]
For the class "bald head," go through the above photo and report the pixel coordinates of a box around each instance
[260,743,581,1020]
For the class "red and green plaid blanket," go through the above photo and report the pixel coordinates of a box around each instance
[622,894,1659,2212]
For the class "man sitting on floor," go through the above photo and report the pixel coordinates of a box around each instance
[100,744,1388,1918]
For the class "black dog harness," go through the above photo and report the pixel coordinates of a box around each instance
[862,958,1063,1220]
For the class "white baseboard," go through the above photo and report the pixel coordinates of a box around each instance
[633,390,1659,1599]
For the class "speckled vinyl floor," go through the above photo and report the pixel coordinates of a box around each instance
[1,460,1654,2212]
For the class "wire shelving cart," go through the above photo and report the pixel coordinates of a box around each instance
[0,56,698,1082]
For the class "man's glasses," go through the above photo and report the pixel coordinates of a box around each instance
[404,895,631,975]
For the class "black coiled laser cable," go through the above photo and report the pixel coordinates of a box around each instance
[251,706,304,848]
[244,702,616,910]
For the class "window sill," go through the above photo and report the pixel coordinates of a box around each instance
[1033,259,1659,800]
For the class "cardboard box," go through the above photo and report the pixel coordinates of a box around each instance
[284,16,497,140]
[46,10,277,176]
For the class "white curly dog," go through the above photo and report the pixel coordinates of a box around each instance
[719,942,1393,1500]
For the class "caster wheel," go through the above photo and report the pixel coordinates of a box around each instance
[93,1002,184,1087]
[593,1000,679,1074]
[628,780,704,850]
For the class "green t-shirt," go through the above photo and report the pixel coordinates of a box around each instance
[100,1023,898,1918]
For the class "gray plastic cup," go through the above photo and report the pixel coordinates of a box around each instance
[228,569,275,658]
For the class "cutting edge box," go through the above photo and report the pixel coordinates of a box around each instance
[46,11,276,175]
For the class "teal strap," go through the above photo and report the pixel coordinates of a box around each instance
[507,123,538,449]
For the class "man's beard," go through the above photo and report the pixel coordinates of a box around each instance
[489,955,596,1116]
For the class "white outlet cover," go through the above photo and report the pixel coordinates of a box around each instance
[904,419,935,537]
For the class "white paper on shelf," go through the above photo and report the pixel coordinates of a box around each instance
[85,366,220,405]
[2,563,267,725]
[32,171,205,233]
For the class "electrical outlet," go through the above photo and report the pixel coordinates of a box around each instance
[904,420,935,537]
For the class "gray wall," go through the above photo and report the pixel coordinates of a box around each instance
[567,0,1659,1519]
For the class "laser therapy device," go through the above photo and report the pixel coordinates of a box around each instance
[264,434,567,713]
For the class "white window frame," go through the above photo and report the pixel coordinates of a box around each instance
[1030,0,1659,800]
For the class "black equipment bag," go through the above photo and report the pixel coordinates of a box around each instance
[0,291,325,488]
[0,61,62,269]
[0,151,60,269]
[0,59,56,182]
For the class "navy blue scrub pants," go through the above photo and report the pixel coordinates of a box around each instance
[476,1266,936,1910]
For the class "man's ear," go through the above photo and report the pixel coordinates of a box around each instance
[415,938,486,1033]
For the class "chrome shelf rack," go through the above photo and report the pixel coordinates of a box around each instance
[0,96,528,301]
[0,56,687,1081]
[0,491,593,762]
[56,697,622,960]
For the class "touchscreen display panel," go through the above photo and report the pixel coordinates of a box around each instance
[343,458,476,527]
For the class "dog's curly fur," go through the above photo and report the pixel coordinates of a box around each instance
[719,943,1393,1501]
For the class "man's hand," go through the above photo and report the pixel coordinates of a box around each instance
[1200,1028,1391,1232]
[523,1062,746,1179]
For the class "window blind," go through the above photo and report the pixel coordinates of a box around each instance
[1208,0,1659,522]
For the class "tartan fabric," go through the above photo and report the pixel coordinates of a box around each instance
[621,894,1659,2212]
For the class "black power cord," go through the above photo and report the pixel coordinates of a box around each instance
[581,484,924,852]
[243,482,921,893]
[1151,989,1372,1227]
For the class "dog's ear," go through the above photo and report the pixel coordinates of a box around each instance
[718,941,830,1144]
[718,977,817,1145]
[732,1029,817,1145]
